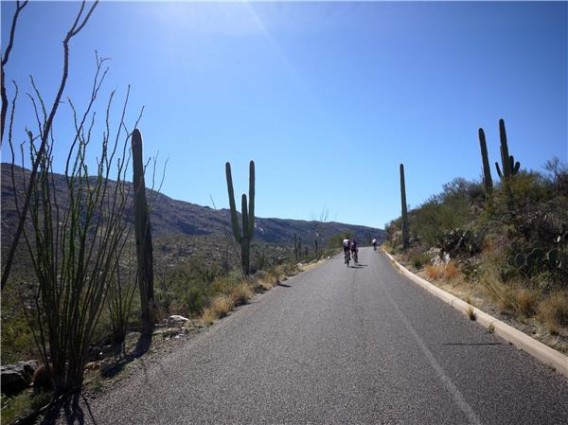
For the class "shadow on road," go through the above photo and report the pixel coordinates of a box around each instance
[34,330,156,424]
[101,330,154,379]
[35,392,98,425]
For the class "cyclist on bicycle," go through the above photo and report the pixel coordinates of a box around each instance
[350,238,359,264]
[343,238,351,265]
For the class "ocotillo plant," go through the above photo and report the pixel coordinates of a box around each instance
[400,163,410,250]
[478,128,493,193]
[495,118,520,179]
[226,160,255,275]
[132,129,155,335]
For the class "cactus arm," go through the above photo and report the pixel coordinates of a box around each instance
[241,194,250,274]
[495,161,503,178]
[225,162,241,242]
[241,194,249,241]
[511,157,521,175]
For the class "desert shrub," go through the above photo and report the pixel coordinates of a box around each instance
[425,264,443,280]
[202,295,235,325]
[444,262,460,280]
[230,283,255,306]
[1,316,38,365]
[424,262,459,281]
[184,287,207,318]
[1,391,52,425]
[514,288,538,317]
[254,269,279,291]
[478,252,517,313]
[538,292,568,334]
[410,179,480,250]
[410,251,431,270]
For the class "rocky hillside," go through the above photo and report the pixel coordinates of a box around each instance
[1,164,385,250]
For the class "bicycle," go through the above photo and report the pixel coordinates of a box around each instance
[352,248,358,264]
[344,249,350,266]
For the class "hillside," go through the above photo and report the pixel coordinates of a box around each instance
[384,163,568,354]
[1,163,385,261]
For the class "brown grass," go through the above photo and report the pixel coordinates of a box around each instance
[478,256,516,314]
[538,292,568,335]
[425,264,443,280]
[444,262,459,280]
[255,270,279,291]
[424,262,460,282]
[515,288,538,317]
[201,295,235,325]
[230,283,255,306]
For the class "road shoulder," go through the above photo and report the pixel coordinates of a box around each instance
[382,250,568,380]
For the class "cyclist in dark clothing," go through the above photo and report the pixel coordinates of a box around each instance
[350,238,359,264]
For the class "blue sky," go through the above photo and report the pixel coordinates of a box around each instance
[2,1,567,230]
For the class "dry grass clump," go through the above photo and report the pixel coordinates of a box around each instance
[230,283,255,306]
[538,292,568,335]
[444,262,459,280]
[479,260,516,314]
[424,262,460,281]
[425,264,443,280]
[254,269,280,291]
[201,295,235,325]
[515,288,538,317]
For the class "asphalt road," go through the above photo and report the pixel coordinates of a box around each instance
[84,248,568,425]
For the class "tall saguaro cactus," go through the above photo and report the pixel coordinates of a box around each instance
[495,118,520,179]
[400,163,410,250]
[132,129,155,335]
[226,160,255,275]
[478,128,493,193]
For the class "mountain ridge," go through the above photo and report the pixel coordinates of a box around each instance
[1,164,386,249]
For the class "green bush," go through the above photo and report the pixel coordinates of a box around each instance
[410,251,431,270]
[184,287,206,318]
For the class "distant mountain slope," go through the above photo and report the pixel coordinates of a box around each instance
[1,164,385,248]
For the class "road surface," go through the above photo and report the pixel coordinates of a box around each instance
[83,248,568,425]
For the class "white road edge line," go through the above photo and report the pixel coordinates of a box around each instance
[380,274,484,425]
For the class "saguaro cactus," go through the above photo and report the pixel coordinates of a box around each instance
[400,163,410,250]
[226,160,255,275]
[478,128,493,193]
[132,129,155,335]
[294,234,303,261]
[495,118,520,179]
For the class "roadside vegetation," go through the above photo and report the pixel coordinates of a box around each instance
[1,2,347,422]
[385,156,568,354]
[1,228,337,424]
